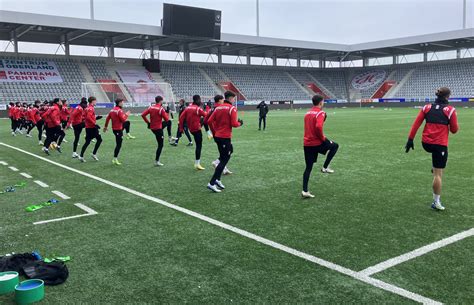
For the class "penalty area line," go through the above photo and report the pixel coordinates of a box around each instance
[0,142,440,305]
[33,203,97,225]
[359,227,474,277]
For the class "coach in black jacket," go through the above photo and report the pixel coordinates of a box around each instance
[257,101,269,131]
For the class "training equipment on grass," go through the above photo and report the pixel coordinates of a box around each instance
[15,279,45,305]
[0,182,27,194]
[43,256,71,263]
[23,261,69,286]
[0,271,19,295]
[25,199,59,212]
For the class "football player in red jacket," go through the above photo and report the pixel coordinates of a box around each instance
[405,87,459,210]
[59,99,71,143]
[302,94,339,198]
[104,98,131,165]
[8,102,17,136]
[69,98,88,158]
[79,96,103,162]
[42,98,66,155]
[179,95,207,170]
[206,91,243,193]
[141,96,170,166]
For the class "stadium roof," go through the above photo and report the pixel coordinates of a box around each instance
[0,10,473,61]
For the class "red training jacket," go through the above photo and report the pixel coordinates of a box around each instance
[303,106,327,146]
[408,104,458,146]
[68,106,85,127]
[179,104,206,133]
[105,106,129,131]
[27,108,38,123]
[60,106,70,122]
[141,104,169,130]
[33,108,41,123]
[8,105,14,118]
[43,104,61,128]
[11,107,21,120]
[84,104,97,129]
[206,102,240,138]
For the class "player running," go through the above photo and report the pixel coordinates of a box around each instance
[60,99,70,143]
[405,87,459,211]
[69,98,87,158]
[141,96,170,166]
[179,95,207,170]
[11,102,22,135]
[42,98,66,155]
[171,99,193,146]
[25,103,39,138]
[79,96,103,162]
[302,94,339,199]
[104,98,130,165]
[206,91,243,193]
[163,102,176,143]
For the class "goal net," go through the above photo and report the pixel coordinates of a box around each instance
[81,82,176,111]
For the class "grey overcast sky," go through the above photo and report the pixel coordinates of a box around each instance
[0,0,472,44]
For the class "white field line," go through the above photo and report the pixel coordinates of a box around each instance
[33,180,49,188]
[51,190,71,200]
[33,203,97,225]
[8,166,18,171]
[0,142,440,305]
[0,161,8,165]
[360,227,474,277]
[20,172,33,179]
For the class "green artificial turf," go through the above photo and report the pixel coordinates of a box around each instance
[0,107,472,304]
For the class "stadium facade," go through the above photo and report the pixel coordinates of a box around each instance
[0,9,473,113]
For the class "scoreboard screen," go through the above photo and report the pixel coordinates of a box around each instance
[162,3,221,40]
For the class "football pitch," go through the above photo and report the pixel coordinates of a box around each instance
[0,107,473,304]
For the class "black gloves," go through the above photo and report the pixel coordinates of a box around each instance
[405,139,414,153]
[96,115,103,120]
[147,123,151,129]
[95,124,100,130]
[238,118,244,126]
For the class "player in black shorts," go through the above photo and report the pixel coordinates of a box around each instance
[406,87,459,210]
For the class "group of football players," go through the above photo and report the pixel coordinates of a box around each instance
[6,87,458,203]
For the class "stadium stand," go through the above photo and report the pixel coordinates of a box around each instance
[159,61,219,99]
[308,70,349,100]
[1,54,473,104]
[82,59,112,81]
[393,60,474,98]
[0,56,86,103]
[217,65,309,100]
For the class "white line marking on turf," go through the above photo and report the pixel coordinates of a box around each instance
[33,203,97,225]
[360,227,474,277]
[0,142,440,305]
[51,190,71,200]
[8,166,18,171]
[0,161,8,165]
[33,180,49,188]
[20,172,33,179]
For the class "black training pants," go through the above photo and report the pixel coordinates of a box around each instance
[210,137,233,185]
[152,129,164,161]
[72,123,84,152]
[81,127,102,157]
[302,141,339,192]
[259,116,266,130]
[191,130,203,160]
[113,130,123,158]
